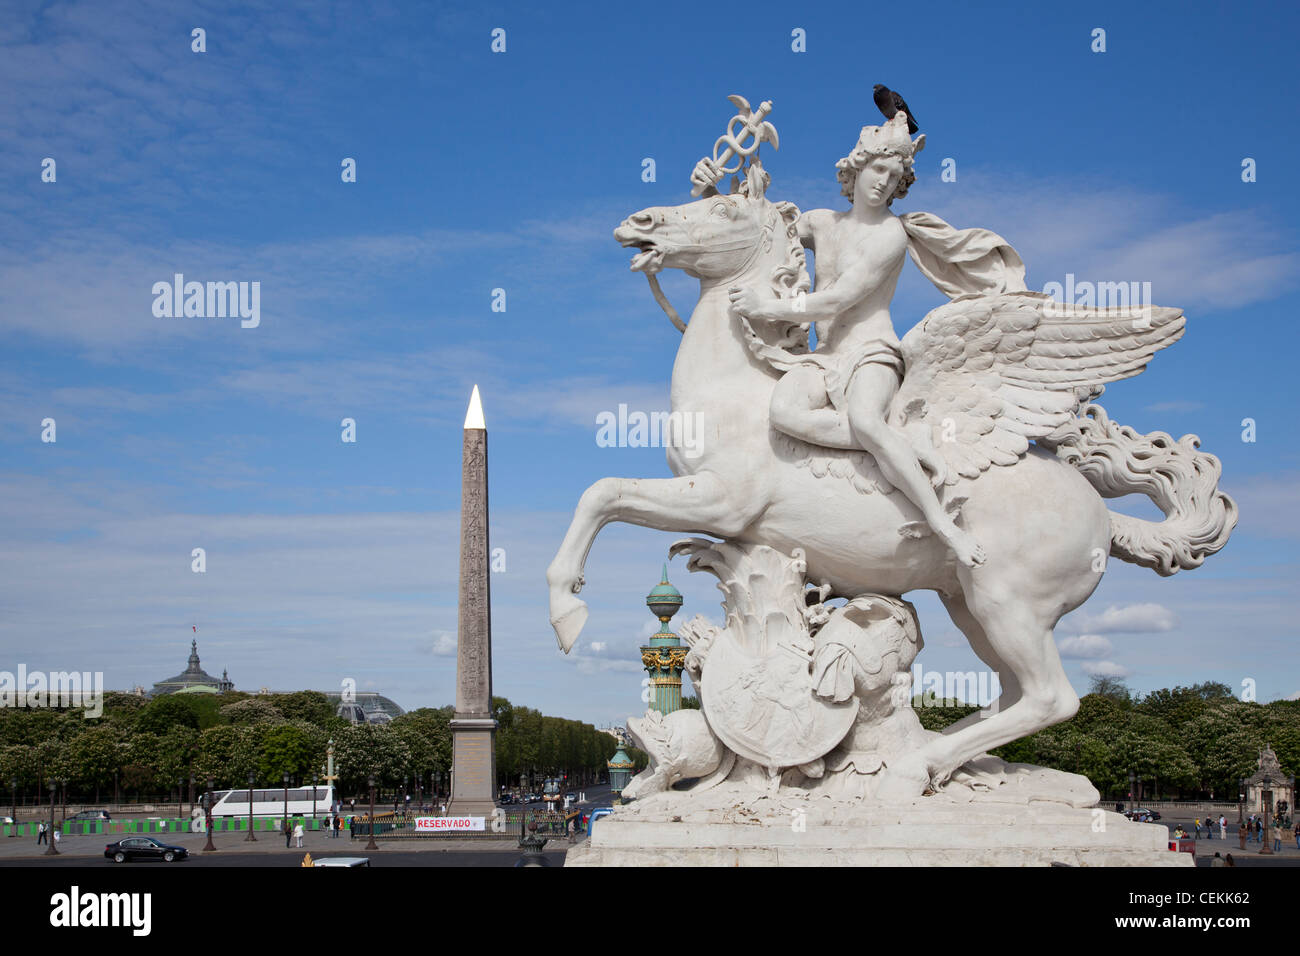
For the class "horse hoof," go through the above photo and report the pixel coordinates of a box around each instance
[551,596,589,654]
[874,756,931,802]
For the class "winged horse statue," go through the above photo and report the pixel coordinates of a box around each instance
[546,99,1236,798]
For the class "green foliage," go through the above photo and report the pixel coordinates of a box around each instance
[269,691,338,728]
[135,693,221,734]
[219,698,285,726]
[1087,676,1135,705]
[680,695,701,710]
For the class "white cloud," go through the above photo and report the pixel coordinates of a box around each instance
[431,633,457,657]
[1057,634,1114,659]
[1062,602,1177,635]
[1082,660,1131,678]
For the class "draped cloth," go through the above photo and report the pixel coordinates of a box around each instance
[899,211,1028,298]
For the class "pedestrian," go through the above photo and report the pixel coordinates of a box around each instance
[294,820,304,848]
[1294,820,1300,851]
[1210,852,1224,867]
[52,828,60,846]
[1219,815,1227,839]
[36,821,47,845]
[1225,853,1236,867]
[1194,818,1202,839]
[1256,817,1264,842]
[1272,820,1283,853]
[284,818,292,848]
[334,815,341,839]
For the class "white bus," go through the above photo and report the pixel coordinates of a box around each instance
[209,785,335,819]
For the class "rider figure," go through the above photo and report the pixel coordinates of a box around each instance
[696,112,985,568]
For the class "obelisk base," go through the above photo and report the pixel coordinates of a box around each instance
[449,717,498,816]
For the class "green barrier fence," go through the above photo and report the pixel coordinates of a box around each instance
[1,816,351,838]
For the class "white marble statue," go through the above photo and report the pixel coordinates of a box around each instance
[548,95,1238,807]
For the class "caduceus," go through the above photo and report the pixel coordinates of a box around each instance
[689,94,779,196]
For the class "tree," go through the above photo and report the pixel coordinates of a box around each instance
[270,691,339,728]
[258,723,323,782]
[1087,676,1134,705]
[193,725,257,785]
[219,698,285,726]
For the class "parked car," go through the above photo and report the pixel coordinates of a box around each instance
[104,837,188,863]
[1125,808,1161,822]
[71,810,111,821]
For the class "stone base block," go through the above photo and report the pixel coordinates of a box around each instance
[565,803,1190,867]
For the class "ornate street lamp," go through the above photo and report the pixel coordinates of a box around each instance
[1127,770,1135,813]
[177,776,184,820]
[244,771,257,842]
[203,777,217,853]
[44,780,59,856]
[282,772,290,841]
[365,775,379,851]
[1261,773,1273,855]
[1238,777,1246,849]
[312,772,319,821]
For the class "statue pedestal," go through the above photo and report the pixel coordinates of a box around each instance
[565,799,1189,867]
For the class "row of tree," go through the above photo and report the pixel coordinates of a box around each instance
[10,677,1279,805]
[917,678,1298,801]
[0,691,619,804]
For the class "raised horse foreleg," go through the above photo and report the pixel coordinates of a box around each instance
[547,472,757,652]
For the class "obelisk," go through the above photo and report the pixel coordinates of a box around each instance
[448,385,498,816]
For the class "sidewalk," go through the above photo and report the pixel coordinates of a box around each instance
[0,828,533,861]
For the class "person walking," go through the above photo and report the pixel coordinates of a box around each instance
[36,820,47,845]
[1272,820,1283,853]
[283,818,292,848]
[1220,815,1227,839]
[293,820,304,848]
[1194,818,1202,839]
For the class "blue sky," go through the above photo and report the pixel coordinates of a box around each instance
[1,0,1298,726]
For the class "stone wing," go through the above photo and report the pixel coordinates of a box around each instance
[890,291,1185,482]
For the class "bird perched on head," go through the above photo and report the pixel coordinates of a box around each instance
[873,84,918,134]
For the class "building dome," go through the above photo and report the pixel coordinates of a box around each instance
[151,640,234,696]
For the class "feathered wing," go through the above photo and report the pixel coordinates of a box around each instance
[890,291,1185,482]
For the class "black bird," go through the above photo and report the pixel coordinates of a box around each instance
[873,84,919,134]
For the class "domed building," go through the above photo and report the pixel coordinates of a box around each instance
[151,640,234,696]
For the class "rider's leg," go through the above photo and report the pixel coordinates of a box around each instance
[845,365,986,568]
[769,367,856,450]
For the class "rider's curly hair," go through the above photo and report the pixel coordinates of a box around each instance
[835,145,916,205]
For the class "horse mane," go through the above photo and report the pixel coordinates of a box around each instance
[734,196,811,364]
[768,200,810,301]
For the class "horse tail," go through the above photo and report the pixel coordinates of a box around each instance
[1044,403,1237,575]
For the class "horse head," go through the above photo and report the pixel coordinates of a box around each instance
[614,164,802,288]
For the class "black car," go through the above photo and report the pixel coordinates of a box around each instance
[104,837,188,863]
[1124,808,1162,822]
